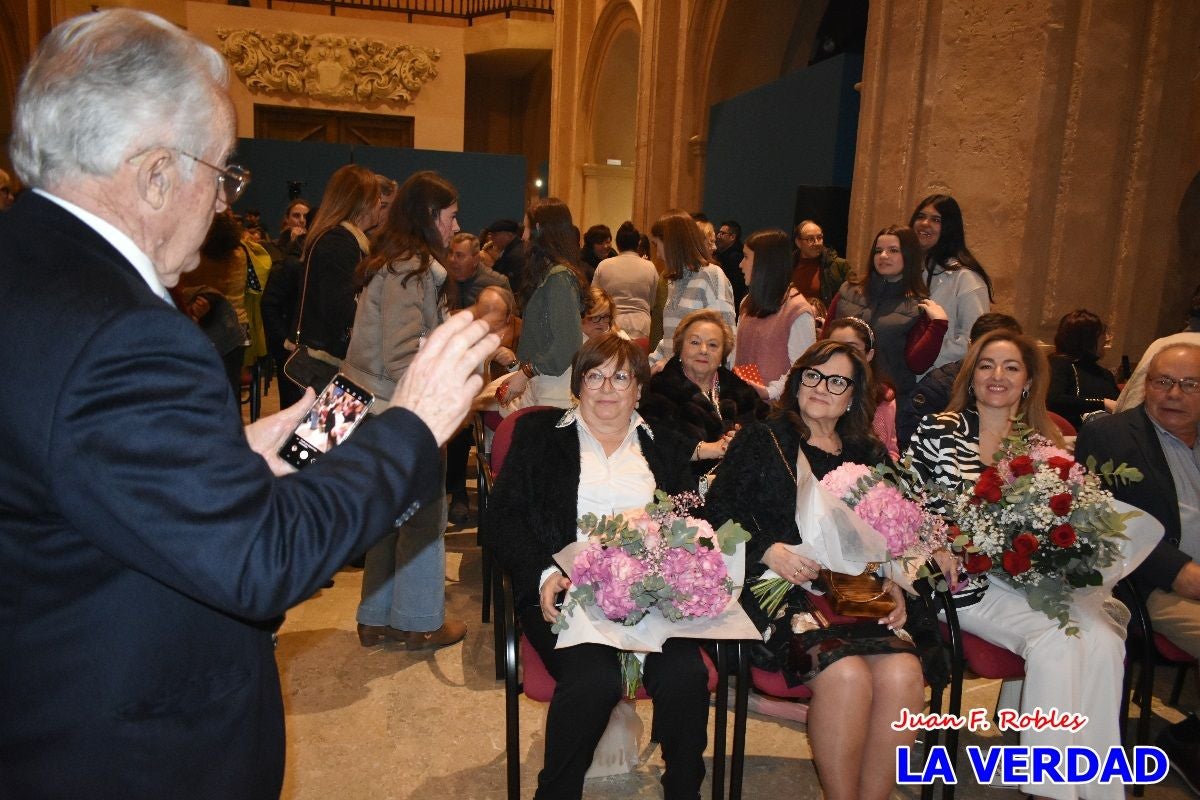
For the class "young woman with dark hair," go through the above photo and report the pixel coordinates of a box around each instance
[343,169,466,652]
[503,197,590,409]
[734,228,816,390]
[908,194,993,370]
[826,225,948,407]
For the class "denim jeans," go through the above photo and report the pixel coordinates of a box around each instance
[356,467,448,632]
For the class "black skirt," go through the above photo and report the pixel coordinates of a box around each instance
[746,584,947,690]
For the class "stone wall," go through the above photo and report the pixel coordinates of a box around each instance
[850,0,1200,358]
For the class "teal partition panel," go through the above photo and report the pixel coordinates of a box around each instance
[231,139,526,240]
[702,54,863,253]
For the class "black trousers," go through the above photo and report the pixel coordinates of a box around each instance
[444,426,472,501]
[521,607,709,800]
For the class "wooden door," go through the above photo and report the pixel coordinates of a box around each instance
[254,106,414,148]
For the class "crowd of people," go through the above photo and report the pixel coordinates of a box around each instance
[4,8,1200,800]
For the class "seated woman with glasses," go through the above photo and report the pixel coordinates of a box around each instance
[704,340,930,800]
[484,333,711,800]
[637,309,764,479]
[493,286,626,414]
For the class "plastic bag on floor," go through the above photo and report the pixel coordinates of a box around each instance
[585,699,642,778]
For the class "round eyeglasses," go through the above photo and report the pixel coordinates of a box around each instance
[799,367,854,395]
[177,150,251,206]
[582,369,633,392]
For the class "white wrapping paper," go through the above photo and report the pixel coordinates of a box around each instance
[552,539,760,652]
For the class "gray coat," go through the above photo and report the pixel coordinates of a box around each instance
[342,255,444,410]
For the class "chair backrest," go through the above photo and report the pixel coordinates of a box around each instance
[1047,410,1077,437]
[491,405,556,478]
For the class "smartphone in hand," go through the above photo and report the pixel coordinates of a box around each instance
[278,374,373,470]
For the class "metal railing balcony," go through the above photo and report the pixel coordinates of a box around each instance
[263,0,554,21]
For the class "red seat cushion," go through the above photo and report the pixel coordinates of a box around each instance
[519,634,719,702]
[1155,633,1197,664]
[749,667,813,700]
[482,410,503,434]
[939,622,1025,679]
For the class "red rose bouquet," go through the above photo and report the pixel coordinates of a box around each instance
[950,424,1142,634]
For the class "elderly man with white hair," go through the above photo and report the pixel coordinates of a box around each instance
[0,10,495,799]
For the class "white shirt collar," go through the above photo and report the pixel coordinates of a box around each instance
[35,188,172,304]
[557,405,654,440]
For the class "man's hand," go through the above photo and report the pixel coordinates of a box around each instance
[245,388,315,476]
[1172,561,1200,600]
[390,311,498,445]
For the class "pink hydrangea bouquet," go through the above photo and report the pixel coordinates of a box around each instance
[751,462,948,617]
[950,424,1142,634]
[554,490,750,694]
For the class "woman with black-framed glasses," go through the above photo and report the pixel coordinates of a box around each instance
[704,339,938,800]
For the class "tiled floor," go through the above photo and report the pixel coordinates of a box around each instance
[249,382,1197,799]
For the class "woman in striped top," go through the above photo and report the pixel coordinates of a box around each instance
[906,330,1126,800]
[647,209,736,368]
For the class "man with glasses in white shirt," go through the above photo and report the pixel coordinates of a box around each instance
[1077,343,1200,794]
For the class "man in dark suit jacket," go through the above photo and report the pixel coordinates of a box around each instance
[0,11,495,799]
[1075,342,1200,787]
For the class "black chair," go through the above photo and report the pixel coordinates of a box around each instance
[725,576,951,800]
[500,571,738,800]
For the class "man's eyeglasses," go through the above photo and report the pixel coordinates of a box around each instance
[799,367,854,395]
[799,234,824,244]
[177,151,251,205]
[582,369,633,392]
[1147,376,1200,395]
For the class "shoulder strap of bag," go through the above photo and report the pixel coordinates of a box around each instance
[766,427,797,484]
[292,232,325,344]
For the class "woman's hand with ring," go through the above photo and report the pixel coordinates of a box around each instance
[879,580,907,629]
[763,544,820,585]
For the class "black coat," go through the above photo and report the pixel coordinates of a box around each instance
[637,356,764,475]
[482,409,696,611]
[1075,405,1188,593]
[1047,354,1119,431]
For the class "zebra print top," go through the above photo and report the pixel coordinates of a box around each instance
[905,409,989,606]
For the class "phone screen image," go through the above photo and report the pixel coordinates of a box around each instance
[278,375,373,470]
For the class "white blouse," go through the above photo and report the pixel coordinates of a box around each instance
[537,409,656,591]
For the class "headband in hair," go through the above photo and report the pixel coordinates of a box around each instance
[834,316,875,352]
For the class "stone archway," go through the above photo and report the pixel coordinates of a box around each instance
[574,1,641,233]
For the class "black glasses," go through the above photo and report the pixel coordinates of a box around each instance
[177,151,251,205]
[799,234,824,244]
[799,367,854,395]
[584,313,612,326]
[582,369,633,392]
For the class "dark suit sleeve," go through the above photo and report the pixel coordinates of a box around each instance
[1075,419,1190,592]
[47,306,439,619]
